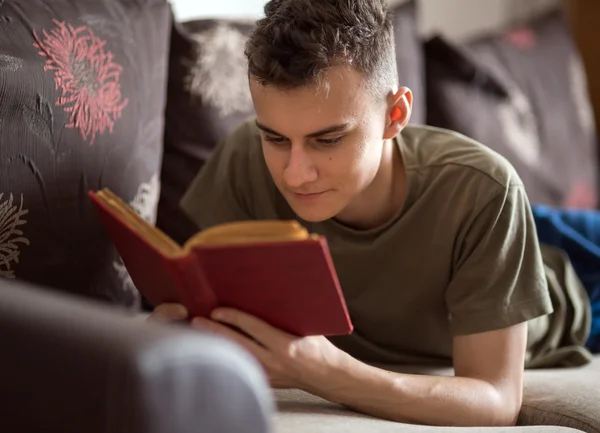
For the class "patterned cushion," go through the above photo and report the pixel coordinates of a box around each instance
[425,9,598,209]
[156,0,425,244]
[0,0,171,310]
[156,17,256,244]
[391,0,425,126]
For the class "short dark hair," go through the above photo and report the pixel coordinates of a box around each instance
[244,0,398,99]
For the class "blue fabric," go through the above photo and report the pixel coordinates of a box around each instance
[532,204,600,353]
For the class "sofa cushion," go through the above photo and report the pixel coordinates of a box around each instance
[425,9,598,209]
[0,278,274,433]
[519,355,600,433]
[0,0,171,309]
[156,17,257,244]
[273,388,582,433]
[391,0,425,126]
[156,0,425,245]
[273,358,600,433]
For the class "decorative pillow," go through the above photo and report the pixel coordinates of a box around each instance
[156,17,257,245]
[425,9,598,209]
[0,0,171,310]
[156,0,425,244]
[391,0,425,126]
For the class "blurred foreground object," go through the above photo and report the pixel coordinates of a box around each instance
[0,278,274,433]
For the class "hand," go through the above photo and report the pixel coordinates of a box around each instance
[147,303,189,323]
[191,308,352,392]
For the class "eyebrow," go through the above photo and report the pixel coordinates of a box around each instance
[255,121,350,139]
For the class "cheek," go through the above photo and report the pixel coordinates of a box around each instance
[338,135,379,182]
[321,145,370,192]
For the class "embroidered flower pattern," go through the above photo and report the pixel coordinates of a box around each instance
[33,20,129,145]
[0,54,23,72]
[502,28,537,50]
[113,174,161,298]
[0,193,30,279]
[184,23,253,117]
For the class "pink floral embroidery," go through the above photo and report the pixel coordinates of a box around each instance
[33,20,129,145]
[502,28,537,50]
[563,181,598,210]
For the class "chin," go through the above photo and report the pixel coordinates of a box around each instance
[295,213,331,223]
[288,204,338,223]
[282,191,345,223]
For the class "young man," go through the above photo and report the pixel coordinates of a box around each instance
[151,0,559,427]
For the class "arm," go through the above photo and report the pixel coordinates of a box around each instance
[318,323,526,427]
[306,185,545,426]
[189,307,528,428]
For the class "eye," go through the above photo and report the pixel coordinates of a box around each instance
[264,135,287,144]
[317,136,343,146]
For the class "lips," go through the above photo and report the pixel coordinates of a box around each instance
[295,192,323,196]
[291,190,329,199]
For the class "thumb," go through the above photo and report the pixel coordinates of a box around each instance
[148,303,189,322]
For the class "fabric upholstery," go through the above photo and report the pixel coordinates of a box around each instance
[274,359,600,433]
[0,278,275,433]
[519,357,600,433]
[0,0,171,310]
[273,388,583,433]
[157,16,257,244]
[425,9,598,209]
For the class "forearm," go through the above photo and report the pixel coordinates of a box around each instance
[308,357,519,427]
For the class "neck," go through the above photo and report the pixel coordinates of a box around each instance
[335,137,406,230]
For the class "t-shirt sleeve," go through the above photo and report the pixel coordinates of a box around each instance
[179,121,258,230]
[445,183,554,336]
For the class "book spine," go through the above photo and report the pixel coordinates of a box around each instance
[166,254,219,318]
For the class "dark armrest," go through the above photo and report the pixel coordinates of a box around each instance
[0,279,274,433]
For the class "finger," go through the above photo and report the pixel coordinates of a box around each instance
[192,317,270,362]
[210,308,292,350]
[148,303,188,322]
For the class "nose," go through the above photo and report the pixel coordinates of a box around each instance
[282,144,318,189]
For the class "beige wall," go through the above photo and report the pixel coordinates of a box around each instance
[417,0,561,40]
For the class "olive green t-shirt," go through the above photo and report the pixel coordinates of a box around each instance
[180,118,559,366]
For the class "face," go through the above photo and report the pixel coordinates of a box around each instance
[250,66,407,224]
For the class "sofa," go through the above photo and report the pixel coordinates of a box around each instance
[273,362,600,433]
[2,274,598,433]
[0,278,274,433]
[1,0,599,432]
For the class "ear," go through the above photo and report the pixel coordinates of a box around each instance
[383,87,413,140]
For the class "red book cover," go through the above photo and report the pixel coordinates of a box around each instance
[89,190,353,336]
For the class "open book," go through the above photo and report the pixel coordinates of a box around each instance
[89,189,353,337]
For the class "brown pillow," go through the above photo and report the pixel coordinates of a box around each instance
[156,0,425,243]
[0,0,172,310]
[392,0,425,126]
[157,17,257,245]
[425,9,598,209]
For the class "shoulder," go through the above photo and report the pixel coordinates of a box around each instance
[399,125,532,229]
[179,116,280,226]
[215,115,263,164]
[401,124,522,192]
[195,115,269,190]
